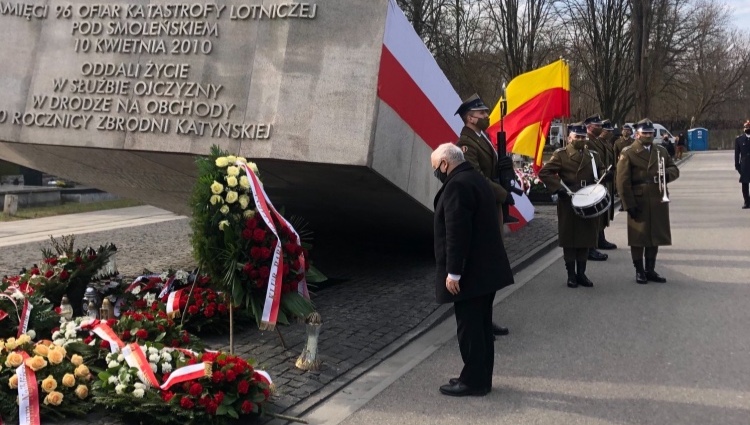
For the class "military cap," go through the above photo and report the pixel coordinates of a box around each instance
[743,120,750,128]
[583,114,602,125]
[601,119,615,131]
[568,122,587,135]
[634,118,655,132]
[622,123,634,130]
[455,93,489,116]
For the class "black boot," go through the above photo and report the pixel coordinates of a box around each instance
[598,231,617,250]
[576,260,594,287]
[645,258,667,282]
[633,259,647,284]
[566,261,577,288]
[588,248,608,261]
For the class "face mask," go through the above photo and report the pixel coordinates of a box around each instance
[475,117,490,131]
[744,129,750,135]
[640,136,654,145]
[433,161,448,183]
[590,127,602,136]
[571,139,586,150]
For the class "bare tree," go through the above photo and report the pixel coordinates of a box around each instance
[483,0,559,81]
[558,0,634,123]
[395,0,453,52]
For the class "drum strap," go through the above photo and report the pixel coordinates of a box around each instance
[590,152,599,181]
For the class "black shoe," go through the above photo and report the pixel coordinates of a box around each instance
[633,259,647,284]
[566,261,577,288]
[576,260,594,287]
[743,204,750,209]
[588,249,608,261]
[645,258,667,282]
[439,382,489,397]
[598,240,617,250]
[491,323,509,336]
[448,378,491,393]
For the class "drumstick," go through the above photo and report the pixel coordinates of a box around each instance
[558,180,575,196]
[595,165,613,186]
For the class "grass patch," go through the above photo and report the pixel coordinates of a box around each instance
[0,199,144,221]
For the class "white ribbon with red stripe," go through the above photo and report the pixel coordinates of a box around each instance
[166,289,184,318]
[16,352,41,425]
[121,343,160,387]
[17,299,33,338]
[159,362,211,391]
[89,322,126,353]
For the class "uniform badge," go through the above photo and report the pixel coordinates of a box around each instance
[461,145,468,153]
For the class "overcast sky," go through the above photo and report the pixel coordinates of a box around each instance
[727,0,750,26]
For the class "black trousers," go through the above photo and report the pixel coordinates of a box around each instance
[742,182,749,205]
[454,292,495,389]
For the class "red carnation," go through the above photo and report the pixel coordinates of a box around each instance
[44,257,58,266]
[211,370,224,383]
[179,396,194,409]
[259,266,270,279]
[59,270,70,280]
[44,269,54,278]
[29,267,40,275]
[145,313,154,321]
[134,299,147,309]
[202,352,218,362]
[189,383,203,397]
[161,391,175,402]
[214,391,225,404]
[252,228,266,242]
[107,318,117,327]
[237,380,250,394]
[54,306,62,314]
[218,304,227,313]
[188,305,199,315]
[241,400,254,414]
[292,259,301,271]
[171,339,180,347]
[207,292,216,301]
[246,218,258,229]
[100,340,110,350]
[249,270,260,279]
[262,388,271,399]
[182,332,190,343]
[151,302,159,312]
[241,228,253,240]
[283,243,297,253]
[158,325,165,332]
[225,370,237,382]
[250,247,262,260]
[204,307,215,318]
[74,256,83,264]
[242,263,254,274]
[206,401,218,415]
[122,330,131,339]
[136,329,149,339]
[260,247,272,259]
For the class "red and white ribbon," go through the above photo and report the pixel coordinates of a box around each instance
[125,274,162,293]
[17,299,33,338]
[90,322,126,353]
[121,343,160,387]
[16,352,41,425]
[159,362,211,391]
[166,289,184,318]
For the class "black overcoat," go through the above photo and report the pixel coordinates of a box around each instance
[735,134,750,184]
[433,162,514,304]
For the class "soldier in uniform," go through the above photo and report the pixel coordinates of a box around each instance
[454,94,513,336]
[614,123,635,161]
[616,119,680,284]
[597,119,617,249]
[539,123,606,288]
[582,115,609,261]
[734,120,750,209]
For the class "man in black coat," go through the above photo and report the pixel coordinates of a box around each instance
[735,120,750,209]
[432,143,514,397]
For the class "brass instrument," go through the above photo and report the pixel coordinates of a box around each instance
[658,151,670,203]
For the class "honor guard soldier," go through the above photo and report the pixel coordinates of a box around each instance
[454,93,513,337]
[616,119,680,284]
[614,123,635,161]
[582,114,609,261]
[539,122,606,288]
[734,120,750,209]
[597,119,617,249]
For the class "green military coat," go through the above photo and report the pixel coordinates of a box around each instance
[597,135,617,222]
[538,144,604,248]
[614,136,634,162]
[455,127,508,204]
[615,141,680,247]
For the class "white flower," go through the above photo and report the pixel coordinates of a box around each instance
[115,384,126,395]
[119,372,131,384]
[149,354,160,363]
[108,376,118,384]
[52,331,61,340]
[148,347,159,355]
[41,298,50,304]
[131,287,141,295]
[144,293,156,304]
[25,330,36,340]
[134,383,146,390]
[108,361,119,369]
[53,339,65,346]
[175,270,189,282]
[10,290,25,301]
[65,322,76,331]
[161,352,172,362]
[159,272,169,281]
[117,354,124,362]
[65,330,76,339]
[133,388,145,398]
[161,362,173,373]
[149,363,158,372]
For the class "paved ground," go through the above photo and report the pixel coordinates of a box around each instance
[315,151,750,425]
[0,182,559,423]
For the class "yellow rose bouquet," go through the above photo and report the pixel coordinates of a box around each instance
[0,337,94,421]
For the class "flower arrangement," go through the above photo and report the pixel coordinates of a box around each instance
[0,334,95,421]
[93,343,272,424]
[517,164,547,194]
[191,146,315,329]
[0,276,59,340]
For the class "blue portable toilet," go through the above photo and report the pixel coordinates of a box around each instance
[687,128,708,151]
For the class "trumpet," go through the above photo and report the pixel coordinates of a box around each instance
[658,151,670,203]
